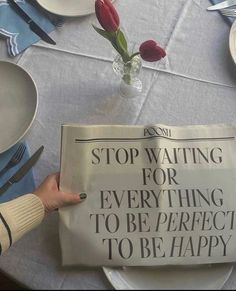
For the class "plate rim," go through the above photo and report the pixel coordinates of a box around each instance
[35,0,115,17]
[102,264,234,290]
[229,20,236,65]
[0,61,38,154]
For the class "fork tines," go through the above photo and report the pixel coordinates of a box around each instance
[12,143,26,163]
[0,143,26,178]
[221,8,236,17]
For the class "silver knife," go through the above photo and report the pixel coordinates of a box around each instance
[8,0,56,45]
[207,0,236,10]
[0,146,44,196]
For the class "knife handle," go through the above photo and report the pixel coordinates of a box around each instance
[0,165,11,178]
[0,181,12,196]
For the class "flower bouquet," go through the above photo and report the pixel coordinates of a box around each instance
[93,0,166,98]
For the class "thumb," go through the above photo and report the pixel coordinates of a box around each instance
[64,192,87,206]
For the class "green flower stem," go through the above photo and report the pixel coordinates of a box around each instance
[121,52,140,63]
[123,74,131,85]
[122,61,132,85]
[121,53,131,63]
[130,52,141,60]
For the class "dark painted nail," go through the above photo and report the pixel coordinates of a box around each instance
[80,193,87,200]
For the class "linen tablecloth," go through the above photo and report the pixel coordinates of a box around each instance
[0,0,236,289]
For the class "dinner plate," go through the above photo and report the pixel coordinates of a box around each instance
[0,61,37,154]
[103,264,234,290]
[36,0,115,17]
[229,20,236,65]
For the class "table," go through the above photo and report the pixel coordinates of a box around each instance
[1,0,236,289]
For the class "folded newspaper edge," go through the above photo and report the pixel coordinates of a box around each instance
[59,123,236,267]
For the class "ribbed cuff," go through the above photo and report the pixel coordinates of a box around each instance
[1,194,45,243]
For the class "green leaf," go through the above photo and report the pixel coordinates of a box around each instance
[116,30,128,52]
[92,25,121,55]
[115,30,131,62]
[93,26,130,63]
[92,25,115,42]
[110,41,121,55]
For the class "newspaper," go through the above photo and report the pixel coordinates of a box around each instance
[59,123,236,267]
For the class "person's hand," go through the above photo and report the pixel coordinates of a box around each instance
[33,173,87,215]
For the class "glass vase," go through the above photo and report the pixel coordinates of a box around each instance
[112,54,142,99]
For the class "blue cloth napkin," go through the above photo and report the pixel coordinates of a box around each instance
[210,0,235,25]
[0,0,63,56]
[0,142,35,203]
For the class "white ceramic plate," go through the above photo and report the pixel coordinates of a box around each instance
[229,20,236,65]
[0,61,37,154]
[36,0,115,17]
[103,264,233,290]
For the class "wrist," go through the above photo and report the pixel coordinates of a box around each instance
[33,193,48,215]
[32,193,47,216]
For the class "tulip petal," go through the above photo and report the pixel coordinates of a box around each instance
[139,40,166,62]
[104,0,120,28]
[95,0,120,32]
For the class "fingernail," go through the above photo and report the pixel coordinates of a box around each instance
[80,193,87,200]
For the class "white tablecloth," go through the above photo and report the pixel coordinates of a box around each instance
[1,0,236,289]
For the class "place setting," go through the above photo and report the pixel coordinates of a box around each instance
[35,0,113,17]
[230,16,236,64]
[207,0,236,65]
[0,0,115,56]
[0,58,42,205]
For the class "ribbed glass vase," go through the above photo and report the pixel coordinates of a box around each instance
[112,54,142,98]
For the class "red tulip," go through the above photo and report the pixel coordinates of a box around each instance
[95,0,120,32]
[139,40,166,62]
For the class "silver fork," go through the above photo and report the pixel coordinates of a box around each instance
[221,8,236,17]
[0,143,26,178]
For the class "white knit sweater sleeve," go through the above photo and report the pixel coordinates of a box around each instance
[0,194,45,254]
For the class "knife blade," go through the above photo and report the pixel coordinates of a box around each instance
[8,0,56,45]
[207,0,236,10]
[0,146,44,196]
